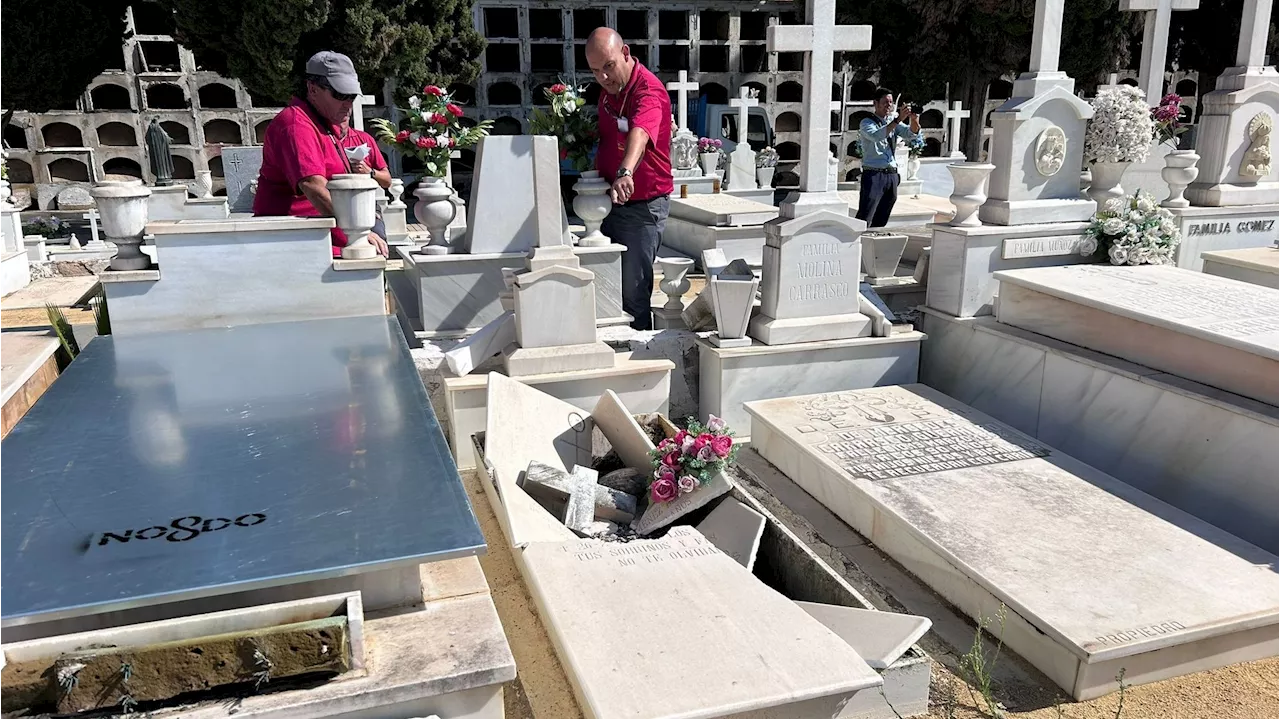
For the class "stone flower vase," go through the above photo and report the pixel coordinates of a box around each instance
[905,156,922,181]
[1087,161,1131,209]
[947,162,995,227]
[414,176,457,255]
[658,257,694,310]
[193,170,214,198]
[756,166,776,188]
[572,170,612,247]
[699,152,719,176]
[1160,150,1200,208]
[90,181,153,270]
[328,173,381,260]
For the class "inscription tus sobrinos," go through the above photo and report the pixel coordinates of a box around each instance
[1034,126,1067,177]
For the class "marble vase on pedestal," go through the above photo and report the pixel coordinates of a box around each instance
[91,181,153,270]
[329,173,380,260]
[572,171,612,247]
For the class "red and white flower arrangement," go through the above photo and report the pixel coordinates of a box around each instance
[370,85,493,178]
[646,415,739,504]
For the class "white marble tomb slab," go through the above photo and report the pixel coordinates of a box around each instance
[695,497,766,570]
[795,601,932,670]
[512,265,598,348]
[1202,246,1279,288]
[668,193,778,227]
[589,389,656,471]
[519,527,882,719]
[221,146,264,214]
[994,264,1279,405]
[745,384,1279,700]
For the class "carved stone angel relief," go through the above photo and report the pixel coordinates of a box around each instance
[1034,125,1067,177]
[1241,113,1273,178]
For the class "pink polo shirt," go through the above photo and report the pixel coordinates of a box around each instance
[596,62,673,201]
[254,97,387,253]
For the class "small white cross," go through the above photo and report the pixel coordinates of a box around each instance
[767,0,872,192]
[945,101,970,158]
[1120,0,1200,106]
[666,71,700,135]
[81,210,101,246]
[352,94,377,131]
[728,86,759,147]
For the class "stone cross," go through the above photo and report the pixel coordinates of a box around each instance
[351,94,377,131]
[81,210,102,247]
[1028,0,1066,75]
[1235,0,1273,68]
[1120,0,1200,106]
[667,71,700,135]
[945,101,970,158]
[729,86,759,146]
[767,0,872,192]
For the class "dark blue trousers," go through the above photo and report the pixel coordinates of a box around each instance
[601,195,669,330]
[856,169,899,228]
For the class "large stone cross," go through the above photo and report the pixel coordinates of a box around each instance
[667,71,700,135]
[1120,0,1200,106]
[767,0,871,192]
[945,101,970,158]
[729,86,758,146]
[1234,0,1273,68]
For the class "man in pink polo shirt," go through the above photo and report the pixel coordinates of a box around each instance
[254,51,391,257]
[587,28,673,330]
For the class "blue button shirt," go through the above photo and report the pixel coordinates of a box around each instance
[859,116,920,170]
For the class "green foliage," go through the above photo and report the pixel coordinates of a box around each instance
[156,0,485,105]
[92,288,112,337]
[528,82,598,173]
[369,85,491,177]
[960,605,1008,718]
[1,0,132,117]
[45,303,80,369]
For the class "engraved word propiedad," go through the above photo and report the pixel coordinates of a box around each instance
[92,513,268,549]
[814,416,1049,481]
[1091,620,1187,647]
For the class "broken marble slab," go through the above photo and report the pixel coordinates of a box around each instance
[519,527,882,718]
[563,466,601,534]
[795,601,932,670]
[444,311,516,376]
[695,497,766,571]
[633,470,733,535]
[591,389,658,472]
[521,461,637,525]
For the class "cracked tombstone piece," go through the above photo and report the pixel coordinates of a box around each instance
[681,249,732,330]
[599,467,648,497]
[521,461,638,524]
[794,601,931,670]
[720,258,755,280]
[444,312,516,376]
[563,465,601,534]
[42,617,350,714]
[695,497,767,571]
[633,470,733,535]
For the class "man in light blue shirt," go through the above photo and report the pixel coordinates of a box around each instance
[857,88,921,228]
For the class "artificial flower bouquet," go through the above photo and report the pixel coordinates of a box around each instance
[1084,86,1154,165]
[906,134,926,158]
[370,85,492,178]
[697,137,723,155]
[646,415,739,504]
[1151,93,1189,149]
[1083,191,1181,266]
[529,82,598,172]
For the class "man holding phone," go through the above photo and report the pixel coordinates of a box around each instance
[856,88,921,229]
[255,51,392,257]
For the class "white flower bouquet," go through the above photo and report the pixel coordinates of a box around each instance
[1083,191,1181,266]
[1084,86,1154,165]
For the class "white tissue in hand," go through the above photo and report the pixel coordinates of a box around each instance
[345,144,371,163]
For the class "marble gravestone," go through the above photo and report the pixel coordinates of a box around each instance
[221,147,264,214]
[993,264,1279,405]
[979,0,1095,225]
[744,384,1279,701]
[1186,0,1279,207]
[727,87,760,191]
[463,135,575,253]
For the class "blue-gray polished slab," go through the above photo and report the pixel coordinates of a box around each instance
[2,315,484,627]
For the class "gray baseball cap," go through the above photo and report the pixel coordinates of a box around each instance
[305,51,363,96]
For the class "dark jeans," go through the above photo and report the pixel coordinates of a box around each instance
[601,195,669,330]
[856,169,899,229]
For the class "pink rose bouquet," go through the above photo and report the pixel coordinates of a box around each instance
[646,415,739,503]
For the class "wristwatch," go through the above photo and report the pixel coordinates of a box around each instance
[616,167,633,179]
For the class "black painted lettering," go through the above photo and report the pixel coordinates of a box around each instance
[167,516,203,542]
[137,526,168,540]
[98,530,133,545]
[235,513,267,527]
[201,517,232,533]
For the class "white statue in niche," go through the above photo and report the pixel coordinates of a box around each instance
[1242,113,1272,178]
[1034,126,1067,177]
[671,133,698,171]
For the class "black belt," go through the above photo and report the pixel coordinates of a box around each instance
[862,167,899,174]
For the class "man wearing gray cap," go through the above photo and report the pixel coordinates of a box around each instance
[255,51,392,257]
